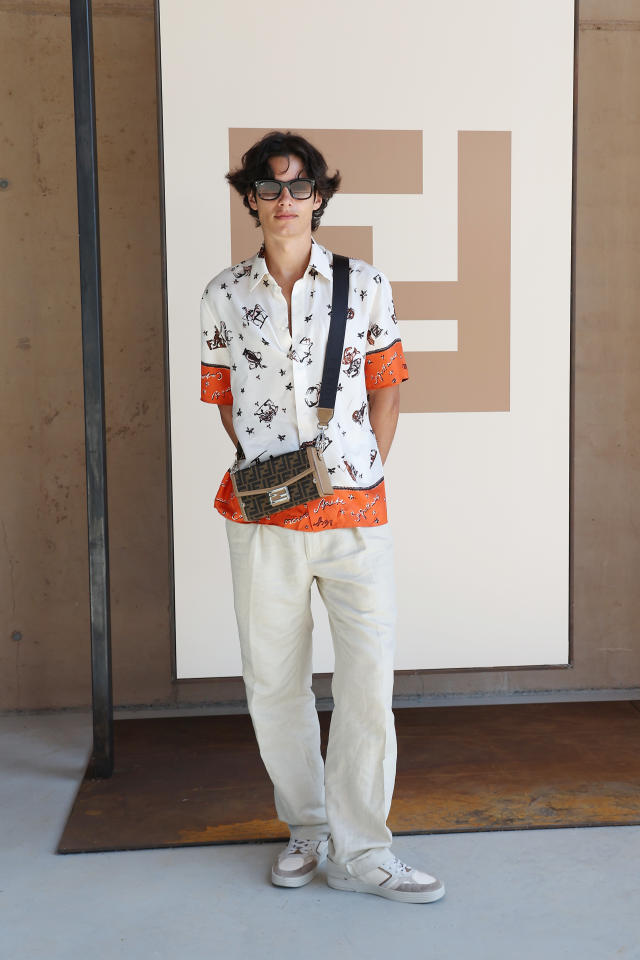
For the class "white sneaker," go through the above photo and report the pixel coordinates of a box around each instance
[271,836,329,888]
[326,852,445,903]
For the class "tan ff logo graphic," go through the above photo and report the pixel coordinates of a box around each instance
[229,129,511,413]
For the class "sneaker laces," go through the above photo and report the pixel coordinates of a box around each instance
[287,837,321,856]
[382,854,413,876]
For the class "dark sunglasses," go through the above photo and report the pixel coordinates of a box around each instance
[254,178,316,201]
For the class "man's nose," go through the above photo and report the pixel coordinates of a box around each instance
[278,183,295,201]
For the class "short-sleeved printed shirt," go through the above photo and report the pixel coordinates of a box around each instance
[200,235,409,531]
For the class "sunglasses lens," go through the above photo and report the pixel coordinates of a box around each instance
[256,180,281,200]
[289,179,313,199]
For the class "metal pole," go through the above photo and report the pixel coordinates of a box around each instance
[70,0,113,778]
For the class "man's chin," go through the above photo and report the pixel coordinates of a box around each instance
[265,218,311,239]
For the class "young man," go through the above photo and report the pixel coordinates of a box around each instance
[200,131,445,904]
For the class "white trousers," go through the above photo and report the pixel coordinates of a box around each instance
[225,518,398,878]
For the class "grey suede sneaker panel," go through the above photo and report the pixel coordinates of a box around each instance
[395,880,443,892]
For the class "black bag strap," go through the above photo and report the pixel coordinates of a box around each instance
[317,252,349,428]
[236,251,349,459]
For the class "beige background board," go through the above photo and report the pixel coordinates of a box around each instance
[157,0,575,678]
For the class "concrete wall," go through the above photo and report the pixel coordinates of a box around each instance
[1,0,639,712]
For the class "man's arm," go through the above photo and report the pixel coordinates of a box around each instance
[368,384,400,465]
[218,405,239,447]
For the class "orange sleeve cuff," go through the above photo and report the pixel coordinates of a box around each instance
[365,339,409,390]
[201,363,233,405]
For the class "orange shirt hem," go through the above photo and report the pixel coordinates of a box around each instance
[214,470,388,531]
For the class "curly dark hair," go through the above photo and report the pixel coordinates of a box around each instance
[226,130,341,232]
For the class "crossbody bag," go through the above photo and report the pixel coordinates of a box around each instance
[230,252,350,522]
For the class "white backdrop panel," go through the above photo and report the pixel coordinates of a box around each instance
[158,0,574,677]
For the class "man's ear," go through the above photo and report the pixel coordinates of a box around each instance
[247,188,257,211]
[313,188,323,211]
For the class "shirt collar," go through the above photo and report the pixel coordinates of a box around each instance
[247,235,333,291]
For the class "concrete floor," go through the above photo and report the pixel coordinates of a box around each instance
[2,710,640,960]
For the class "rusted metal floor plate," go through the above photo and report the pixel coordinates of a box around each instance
[58,701,640,853]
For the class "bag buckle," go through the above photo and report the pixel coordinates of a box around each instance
[269,485,290,506]
[316,408,332,452]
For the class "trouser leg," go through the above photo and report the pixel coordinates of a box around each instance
[311,523,398,878]
[225,519,330,839]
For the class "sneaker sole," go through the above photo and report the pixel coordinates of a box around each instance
[327,873,445,903]
[271,867,318,888]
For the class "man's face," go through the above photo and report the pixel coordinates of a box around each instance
[247,153,323,241]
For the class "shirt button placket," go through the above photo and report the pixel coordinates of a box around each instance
[276,285,296,437]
